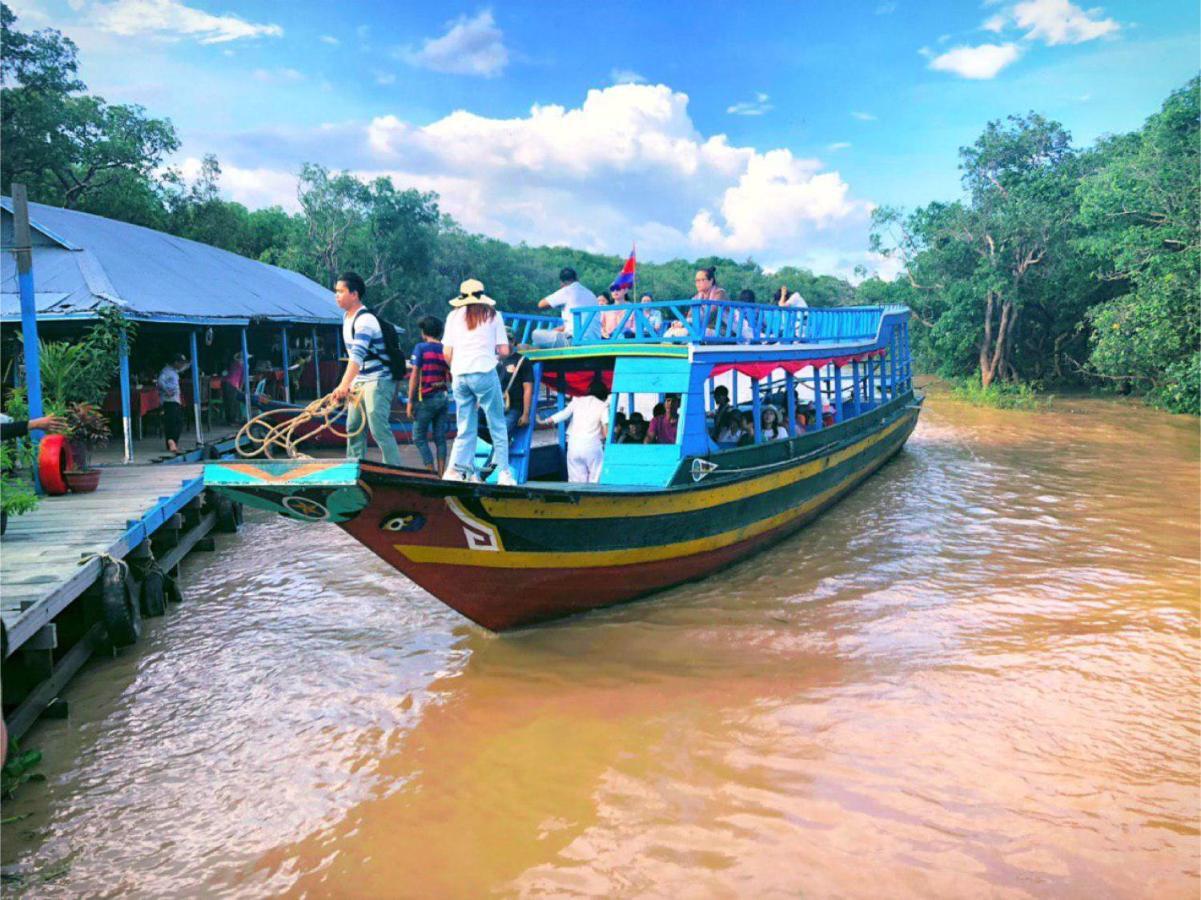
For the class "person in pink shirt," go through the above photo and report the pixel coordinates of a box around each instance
[645,393,680,444]
[221,351,247,425]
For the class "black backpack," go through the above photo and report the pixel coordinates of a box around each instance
[352,307,407,382]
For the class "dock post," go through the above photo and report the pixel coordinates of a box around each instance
[119,328,133,463]
[280,326,291,403]
[785,371,796,437]
[311,327,322,397]
[240,328,251,423]
[11,185,45,473]
[189,330,202,445]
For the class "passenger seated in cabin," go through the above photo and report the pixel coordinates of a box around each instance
[612,411,628,443]
[715,408,744,444]
[761,405,787,441]
[537,378,611,483]
[795,408,810,433]
[645,394,680,445]
[533,268,601,348]
[623,412,648,443]
[709,385,731,438]
[736,412,755,446]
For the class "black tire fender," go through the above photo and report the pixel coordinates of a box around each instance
[100,560,142,647]
[141,568,166,617]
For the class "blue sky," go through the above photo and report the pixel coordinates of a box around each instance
[9,0,1199,278]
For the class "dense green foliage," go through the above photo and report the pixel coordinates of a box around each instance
[870,79,1199,414]
[2,5,1196,412]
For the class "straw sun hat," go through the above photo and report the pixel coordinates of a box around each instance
[449,278,496,307]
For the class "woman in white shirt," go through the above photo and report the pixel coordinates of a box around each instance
[538,379,611,483]
[441,279,516,485]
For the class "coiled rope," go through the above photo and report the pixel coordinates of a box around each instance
[235,391,366,460]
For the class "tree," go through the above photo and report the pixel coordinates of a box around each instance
[1,4,179,206]
[1076,78,1200,413]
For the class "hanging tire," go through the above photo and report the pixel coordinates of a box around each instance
[141,568,167,617]
[165,573,184,604]
[215,494,239,533]
[100,560,141,647]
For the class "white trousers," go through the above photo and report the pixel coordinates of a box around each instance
[566,441,604,483]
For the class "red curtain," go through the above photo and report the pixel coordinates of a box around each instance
[539,368,614,397]
[707,348,885,380]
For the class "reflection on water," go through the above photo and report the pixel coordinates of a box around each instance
[3,384,1198,897]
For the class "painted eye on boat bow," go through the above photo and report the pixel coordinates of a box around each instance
[381,511,425,533]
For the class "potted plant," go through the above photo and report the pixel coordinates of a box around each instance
[63,402,110,493]
[0,442,39,535]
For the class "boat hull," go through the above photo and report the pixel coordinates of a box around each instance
[206,393,920,630]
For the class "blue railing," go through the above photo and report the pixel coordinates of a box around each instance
[569,301,891,346]
[505,312,560,345]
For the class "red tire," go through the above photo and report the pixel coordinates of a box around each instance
[37,433,74,496]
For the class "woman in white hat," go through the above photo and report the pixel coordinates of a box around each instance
[441,279,516,485]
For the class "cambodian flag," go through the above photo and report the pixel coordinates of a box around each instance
[610,246,636,292]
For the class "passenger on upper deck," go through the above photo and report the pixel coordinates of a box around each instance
[777,285,808,308]
[645,393,680,445]
[537,378,611,483]
[693,266,728,302]
[533,268,602,348]
[598,291,624,339]
[638,293,663,336]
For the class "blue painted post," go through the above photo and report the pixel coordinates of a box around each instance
[118,329,133,463]
[833,363,844,424]
[280,326,291,403]
[732,371,739,406]
[811,365,823,432]
[785,371,796,437]
[240,328,251,422]
[11,186,44,452]
[311,327,322,397]
[889,326,898,399]
[189,330,202,445]
[752,378,762,443]
[851,358,862,417]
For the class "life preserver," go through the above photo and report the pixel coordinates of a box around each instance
[37,434,74,495]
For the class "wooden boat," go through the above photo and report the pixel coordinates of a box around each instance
[204,301,920,630]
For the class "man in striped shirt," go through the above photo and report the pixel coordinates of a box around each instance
[331,272,403,466]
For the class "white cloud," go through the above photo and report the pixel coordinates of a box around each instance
[610,68,647,85]
[1013,0,1119,44]
[850,111,876,121]
[375,71,396,86]
[727,92,772,116]
[89,0,283,44]
[827,142,852,151]
[927,43,1021,79]
[320,35,340,46]
[982,13,1008,32]
[400,9,508,78]
[252,67,304,84]
[179,157,301,212]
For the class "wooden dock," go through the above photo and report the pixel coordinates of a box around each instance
[1,463,229,740]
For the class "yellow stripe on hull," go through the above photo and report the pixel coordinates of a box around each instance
[479,411,916,521]
[394,429,905,569]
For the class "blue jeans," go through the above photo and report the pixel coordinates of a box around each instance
[346,378,402,466]
[505,406,522,439]
[448,370,510,477]
[412,391,449,469]
[531,328,569,348]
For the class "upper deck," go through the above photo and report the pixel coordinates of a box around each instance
[512,301,911,365]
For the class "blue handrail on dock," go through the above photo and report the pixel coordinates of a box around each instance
[569,301,897,346]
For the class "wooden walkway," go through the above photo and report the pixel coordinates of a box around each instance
[1,464,205,656]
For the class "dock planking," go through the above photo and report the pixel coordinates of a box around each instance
[1,463,205,656]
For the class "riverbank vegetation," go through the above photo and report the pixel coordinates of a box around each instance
[1,6,1196,412]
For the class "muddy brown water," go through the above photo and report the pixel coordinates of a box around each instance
[2,384,1198,898]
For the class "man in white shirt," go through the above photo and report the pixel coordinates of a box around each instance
[532,267,602,348]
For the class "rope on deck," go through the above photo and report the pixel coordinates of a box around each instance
[235,391,366,460]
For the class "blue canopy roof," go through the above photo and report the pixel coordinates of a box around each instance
[0,198,339,326]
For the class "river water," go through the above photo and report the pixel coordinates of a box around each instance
[2,383,1198,898]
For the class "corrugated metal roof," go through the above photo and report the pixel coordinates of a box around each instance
[0,198,340,325]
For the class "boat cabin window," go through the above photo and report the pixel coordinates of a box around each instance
[610,392,681,445]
